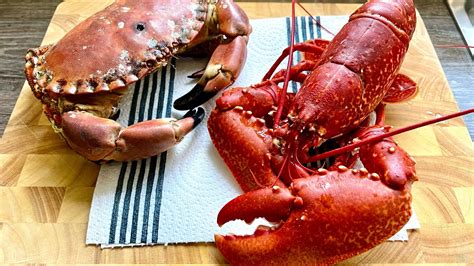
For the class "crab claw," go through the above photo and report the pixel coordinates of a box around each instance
[181,107,206,129]
[216,170,413,265]
[104,107,205,161]
[61,107,205,162]
[174,36,248,110]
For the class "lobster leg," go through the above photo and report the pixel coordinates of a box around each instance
[271,60,317,81]
[216,169,414,265]
[302,39,331,61]
[61,108,204,162]
[262,40,329,81]
[174,0,252,110]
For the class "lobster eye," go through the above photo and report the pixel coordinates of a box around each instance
[136,23,146,32]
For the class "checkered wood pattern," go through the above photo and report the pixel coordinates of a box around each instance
[0,1,472,263]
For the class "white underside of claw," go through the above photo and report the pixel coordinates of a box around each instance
[216,207,419,241]
[388,208,420,241]
[217,217,281,236]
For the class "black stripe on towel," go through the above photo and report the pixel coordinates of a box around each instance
[151,57,176,242]
[140,72,160,243]
[108,77,143,244]
[130,159,147,243]
[119,160,139,243]
[141,154,158,242]
[108,161,128,243]
[138,74,150,122]
[316,16,322,39]
[127,74,153,242]
[128,61,172,243]
[301,16,307,42]
[149,62,168,243]
[147,72,159,120]
[286,17,301,93]
[119,74,153,243]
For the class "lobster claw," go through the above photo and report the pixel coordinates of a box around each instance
[216,169,413,265]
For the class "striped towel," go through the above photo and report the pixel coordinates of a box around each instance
[86,16,419,247]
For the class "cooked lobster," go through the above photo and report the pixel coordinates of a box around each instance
[210,0,473,262]
[24,0,251,161]
[208,0,422,264]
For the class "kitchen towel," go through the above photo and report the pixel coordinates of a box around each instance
[86,16,420,247]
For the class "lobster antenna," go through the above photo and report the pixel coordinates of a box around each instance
[296,2,335,36]
[308,108,474,162]
[272,153,290,187]
[435,45,474,48]
[293,146,316,174]
[248,168,268,189]
[273,0,297,128]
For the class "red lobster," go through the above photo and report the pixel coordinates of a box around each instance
[207,0,423,264]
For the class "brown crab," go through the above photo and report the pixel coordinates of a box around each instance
[24,0,251,161]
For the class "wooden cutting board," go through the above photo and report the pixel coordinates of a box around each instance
[0,1,473,264]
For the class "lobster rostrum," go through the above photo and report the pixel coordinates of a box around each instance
[25,0,251,161]
[208,0,424,264]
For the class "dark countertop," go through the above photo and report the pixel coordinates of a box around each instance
[0,0,472,139]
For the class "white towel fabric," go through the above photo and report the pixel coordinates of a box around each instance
[86,16,419,248]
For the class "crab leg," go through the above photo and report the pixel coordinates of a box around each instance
[61,108,204,162]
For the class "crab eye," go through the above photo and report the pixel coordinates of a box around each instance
[136,23,145,32]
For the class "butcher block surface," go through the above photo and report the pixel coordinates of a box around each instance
[0,1,473,264]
